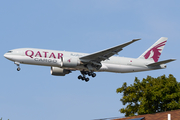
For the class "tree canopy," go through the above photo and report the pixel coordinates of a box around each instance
[116,74,180,117]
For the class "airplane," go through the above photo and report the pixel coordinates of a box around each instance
[4,37,176,82]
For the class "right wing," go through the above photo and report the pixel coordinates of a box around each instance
[80,38,141,63]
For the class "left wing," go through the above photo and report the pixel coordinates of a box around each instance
[80,39,141,63]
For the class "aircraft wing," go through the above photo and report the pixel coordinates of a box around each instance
[80,39,141,63]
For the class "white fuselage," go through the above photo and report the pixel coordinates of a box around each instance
[4,48,165,73]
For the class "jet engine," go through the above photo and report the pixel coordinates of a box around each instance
[51,67,71,76]
[61,57,80,68]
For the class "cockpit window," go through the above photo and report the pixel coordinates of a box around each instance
[7,51,12,53]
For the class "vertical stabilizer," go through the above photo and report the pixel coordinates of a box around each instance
[138,37,168,62]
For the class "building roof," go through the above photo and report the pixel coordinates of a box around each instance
[113,109,180,120]
[129,117,144,120]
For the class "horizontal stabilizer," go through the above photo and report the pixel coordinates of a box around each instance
[147,59,176,66]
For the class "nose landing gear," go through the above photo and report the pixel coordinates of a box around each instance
[14,62,21,71]
[17,67,21,71]
[78,71,96,82]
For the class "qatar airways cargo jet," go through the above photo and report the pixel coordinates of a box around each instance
[4,37,175,82]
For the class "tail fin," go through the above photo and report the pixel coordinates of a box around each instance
[138,37,168,62]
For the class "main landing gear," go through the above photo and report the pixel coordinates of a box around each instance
[14,62,21,71]
[78,71,96,82]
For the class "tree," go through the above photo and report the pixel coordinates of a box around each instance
[0,118,9,120]
[116,74,180,117]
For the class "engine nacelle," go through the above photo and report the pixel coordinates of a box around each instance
[51,67,70,76]
[61,57,80,68]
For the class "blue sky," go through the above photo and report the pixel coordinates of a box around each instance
[0,1,179,120]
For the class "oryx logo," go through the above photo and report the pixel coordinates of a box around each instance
[144,41,167,62]
[67,59,71,63]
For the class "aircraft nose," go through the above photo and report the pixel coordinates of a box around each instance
[4,53,11,60]
[4,53,8,58]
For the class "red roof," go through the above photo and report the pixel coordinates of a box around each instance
[113,109,180,120]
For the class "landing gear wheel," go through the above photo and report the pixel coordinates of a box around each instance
[17,67,20,71]
[82,77,85,80]
[88,72,92,76]
[92,73,96,77]
[78,70,96,82]
[84,71,88,75]
[78,75,82,79]
[85,78,89,82]
[14,62,21,71]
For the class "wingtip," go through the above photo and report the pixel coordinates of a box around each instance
[132,38,141,41]
[171,59,176,61]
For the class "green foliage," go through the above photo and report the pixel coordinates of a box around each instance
[0,118,9,120]
[116,74,180,117]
